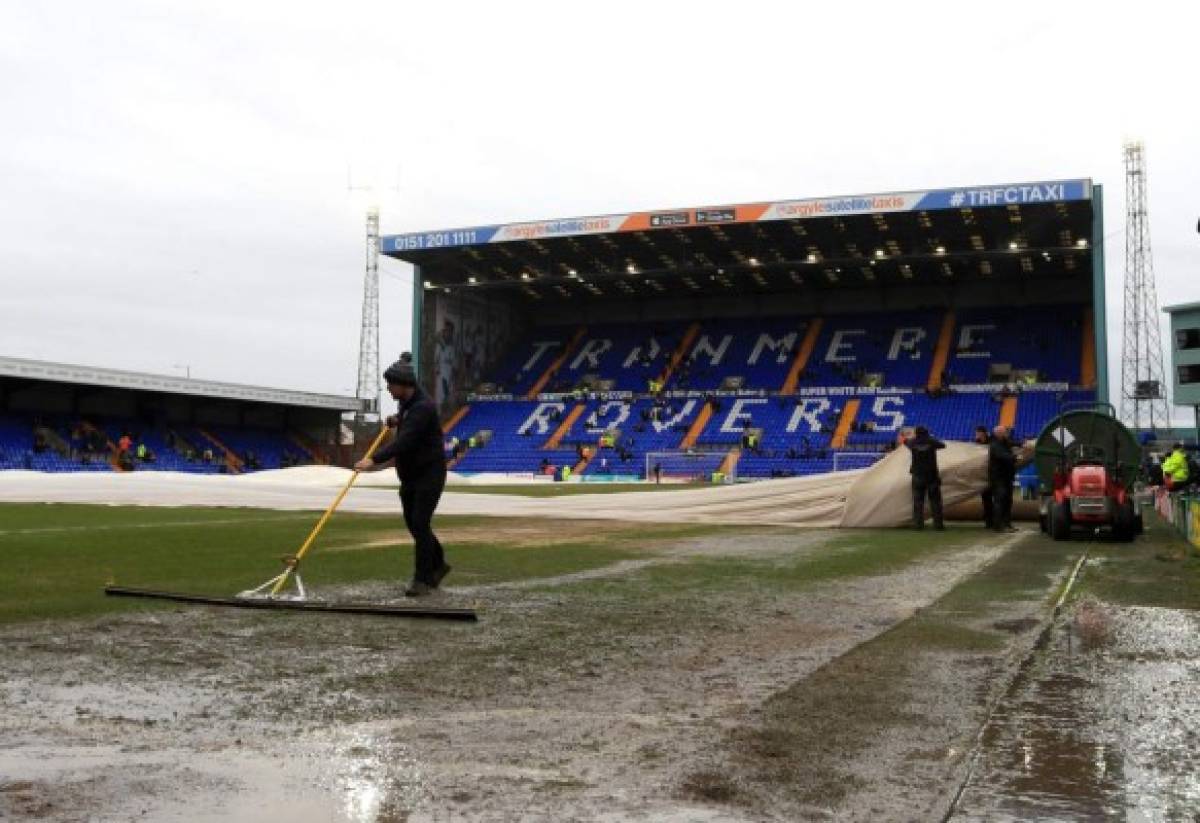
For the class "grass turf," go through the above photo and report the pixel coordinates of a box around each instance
[0,503,702,624]
[1072,508,1200,610]
[585,525,993,596]
[0,504,1001,626]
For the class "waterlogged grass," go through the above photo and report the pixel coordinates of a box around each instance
[693,532,1077,812]
[623,526,989,594]
[0,504,700,624]
[1074,510,1200,610]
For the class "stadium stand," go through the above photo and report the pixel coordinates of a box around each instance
[567,397,702,477]
[945,307,1083,385]
[526,323,694,394]
[376,176,1104,485]
[1012,389,1097,441]
[799,311,941,389]
[0,354,355,475]
[0,412,317,474]
[442,305,1095,480]
[446,400,580,475]
[2,306,1095,481]
[0,414,29,469]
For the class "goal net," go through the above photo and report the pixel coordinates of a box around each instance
[644,451,734,484]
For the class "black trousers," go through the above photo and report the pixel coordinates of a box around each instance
[912,479,944,528]
[981,490,995,529]
[400,468,447,584]
[991,479,1013,529]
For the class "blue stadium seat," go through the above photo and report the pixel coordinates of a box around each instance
[1,306,1095,481]
[446,305,1093,480]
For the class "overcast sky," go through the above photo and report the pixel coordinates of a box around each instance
[3,1,1197,417]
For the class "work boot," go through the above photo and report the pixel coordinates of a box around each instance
[431,563,452,589]
[404,581,433,598]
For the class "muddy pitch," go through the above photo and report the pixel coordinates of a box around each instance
[1,525,1066,821]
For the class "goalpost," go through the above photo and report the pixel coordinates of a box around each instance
[644,451,735,484]
[831,451,885,472]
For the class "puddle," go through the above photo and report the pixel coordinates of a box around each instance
[953,606,1200,821]
[0,722,430,822]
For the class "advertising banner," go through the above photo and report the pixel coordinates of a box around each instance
[384,180,1091,254]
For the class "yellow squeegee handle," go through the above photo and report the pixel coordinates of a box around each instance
[270,424,393,595]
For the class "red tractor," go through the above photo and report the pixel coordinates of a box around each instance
[1036,403,1143,542]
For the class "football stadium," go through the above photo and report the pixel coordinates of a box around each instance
[386,178,1104,485]
[4,176,1200,822]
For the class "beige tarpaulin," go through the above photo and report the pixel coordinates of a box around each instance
[0,443,993,529]
[838,441,991,527]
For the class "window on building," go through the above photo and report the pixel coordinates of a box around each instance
[1175,328,1200,351]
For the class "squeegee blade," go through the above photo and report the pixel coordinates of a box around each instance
[103,585,477,621]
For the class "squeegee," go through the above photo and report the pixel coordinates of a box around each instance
[104,425,477,621]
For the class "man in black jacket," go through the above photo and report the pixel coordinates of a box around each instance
[974,425,995,528]
[988,425,1017,533]
[355,359,450,597]
[905,425,945,530]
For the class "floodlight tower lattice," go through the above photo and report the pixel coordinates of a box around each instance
[1119,141,1171,433]
[354,206,381,421]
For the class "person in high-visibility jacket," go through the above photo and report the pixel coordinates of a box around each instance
[1162,443,1190,489]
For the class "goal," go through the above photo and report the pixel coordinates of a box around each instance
[831,451,885,473]
[644,451,734,484]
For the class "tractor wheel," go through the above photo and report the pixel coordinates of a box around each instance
[1050,500,1071,541]
[1114,500,1137,543]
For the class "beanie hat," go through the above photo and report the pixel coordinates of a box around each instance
[383,360,417,386]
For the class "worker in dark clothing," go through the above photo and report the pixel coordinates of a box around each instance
[905,425,945,530]
[988,425,1017,533]
[974,425,994,528]
[355,359,450,597]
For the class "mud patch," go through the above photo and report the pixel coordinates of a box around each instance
[687,531,1071,821]
[0,527,1033,822]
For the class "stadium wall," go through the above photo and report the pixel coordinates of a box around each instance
[1091,184,1109,402]
[416,284,530,414]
